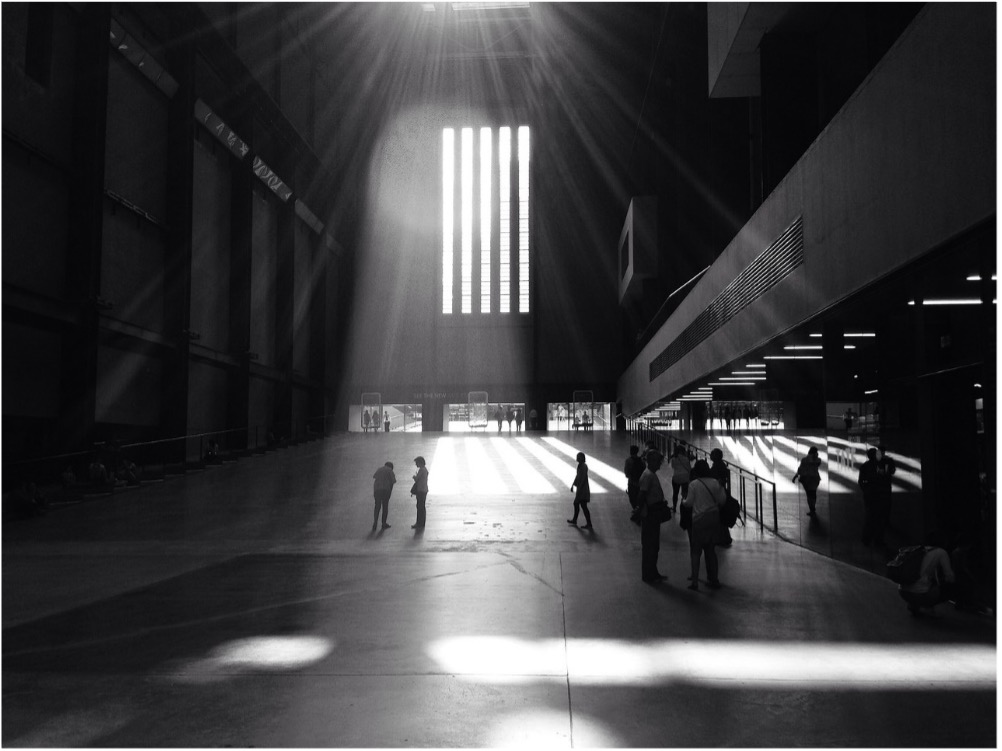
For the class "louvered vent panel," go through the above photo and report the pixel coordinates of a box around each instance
[649,216,804,382]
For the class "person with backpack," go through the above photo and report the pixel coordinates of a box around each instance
[683,460,726,591]
[895,536,955,616]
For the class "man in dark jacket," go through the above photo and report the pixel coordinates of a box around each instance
[709,448,732,546]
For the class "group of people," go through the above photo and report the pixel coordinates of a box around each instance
[494,405,524,434]
[624,442,734,589]
[371,456,428,531]
[362,409,391,433]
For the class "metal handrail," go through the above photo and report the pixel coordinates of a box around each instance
[629,420,779,532]
[3,413,336,494]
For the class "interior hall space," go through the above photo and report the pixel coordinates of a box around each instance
[2,2,996,747]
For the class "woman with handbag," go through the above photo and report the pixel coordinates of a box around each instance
[683,460,726,591]
[638,449,670,583]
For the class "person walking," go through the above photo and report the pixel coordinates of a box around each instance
[372,461,396,531]
[792,445,823,516]
[496,405,504,434]
[411,456,429,529]
[567,452,593,529]
[669,445,691,513]
[638,449,668,583]
[624,445,646,523]
[683,459,726,590]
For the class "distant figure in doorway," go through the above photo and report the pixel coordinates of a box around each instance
[567,452,593,529]
[372,461,396,531]
[529,408,538,430]
[496,405,504,434]
[844,407,857,432]
[515,408,523,433]
[384,411,390,433]
[709,448,732,547]
[683,459,726,590]
[505,405,515,434]
[638,449,667,583]
[723,404,733,433]
[793,446,823,517]
[669,445,691,513]
[624,445,646,523]
[411,456,429,529]
[363,409,371,433]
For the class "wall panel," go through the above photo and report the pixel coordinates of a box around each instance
[191,136,232,352]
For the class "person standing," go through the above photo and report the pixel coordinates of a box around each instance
[669,445,691,513]
[515,408,523,433]
[384,411,391,432]
[858,447,881,546]
[372,461,396,531]
[496,405,504,434]
[411,456,429,529]
[505,405,515,434]
[709,448,732,546]
[792,446,823,516]
[567,452,593,529]
[683,460,726,590]
[638,449,667,583]
[624,445,646,523]
[362,409,371,433]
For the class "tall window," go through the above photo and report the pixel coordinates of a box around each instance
[518,126,530,313]
[498,127,511,314]
[442,129,454,315]
[480,128,492,313]
[443,125,530,315]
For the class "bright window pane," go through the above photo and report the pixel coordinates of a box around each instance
[461,128,473,315]
[518,125,530,313]
[480,128,492,313]
[442,129,454,315]
[499,127,511,314]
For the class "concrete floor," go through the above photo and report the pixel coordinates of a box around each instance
[3,431,996,747]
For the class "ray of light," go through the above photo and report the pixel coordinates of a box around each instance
[465,437,510,494]
[516,438,607,493]
[490,437,558,493]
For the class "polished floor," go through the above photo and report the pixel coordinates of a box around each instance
[2,431,996,747]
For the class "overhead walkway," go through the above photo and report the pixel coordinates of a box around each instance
[2,432,995,747]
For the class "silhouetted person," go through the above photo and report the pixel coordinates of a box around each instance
[624,445,646,522]
[505,405,514,434]
[638,449,667,583]
[384,411,390,432]
[567,452,593,529]
[669,445,691,513]
[793,446,822,516]
[411,456,428,529]
[515,408,523,433]
[372,461,396,531]
[496,405,504,434]
[709,448,732,547]
[363,409,371,433]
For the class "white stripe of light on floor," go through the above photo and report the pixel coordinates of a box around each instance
[464,437,511,495]
[431,437,461,495]
[516,437,608,493]
[541,437,626,492]
[426,636,995,689]
[489,437,558,493]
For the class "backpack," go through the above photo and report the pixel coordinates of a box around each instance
[886,545,927,585]
[720,495,741,528]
